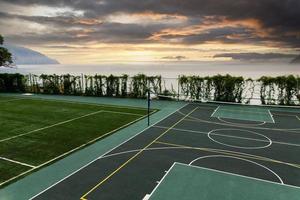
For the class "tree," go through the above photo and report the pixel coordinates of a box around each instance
[0,35,13,67]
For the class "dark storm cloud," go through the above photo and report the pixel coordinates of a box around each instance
[5,22,165,45]
[214,53,298,61]
[0,11,102,28]
[1,0,300,47]
[163,27,257,44]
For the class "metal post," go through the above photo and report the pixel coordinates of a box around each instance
[147,89,150,126]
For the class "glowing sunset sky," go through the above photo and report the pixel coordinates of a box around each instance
[0,0,299,64]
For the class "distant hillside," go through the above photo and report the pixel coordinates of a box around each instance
[291,55,300,64]
[2,44,59,65]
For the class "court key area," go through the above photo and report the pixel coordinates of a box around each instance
[24,100,300,200]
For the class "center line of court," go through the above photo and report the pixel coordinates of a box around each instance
[0,110,104,143]
[79,106,199,200]
[154,125,300,147]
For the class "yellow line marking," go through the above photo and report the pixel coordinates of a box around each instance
[155,141,300,169]
[80,107,198,200]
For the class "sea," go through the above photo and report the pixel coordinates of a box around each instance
[1,62,299,79]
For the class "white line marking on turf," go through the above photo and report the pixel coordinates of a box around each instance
[154,125,300,148]
[15,96,150,111]
[0,113,147,187]
[28,103,189,199]
[189,155,283,184]
[0,98,25,103]
[208,128,272,149]
[268,110,275,123]
[177,162,300,189]
[0,110,104,143]
[0,157,36,168]
[102,110,145,116]
[210,106,220,117]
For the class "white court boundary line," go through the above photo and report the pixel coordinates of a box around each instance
[189,154,283,184]
[180,162,300,189]
[218,117,266,127]
[207,128,272,150]
[0,111,149,187]
[101,110,145,116]
[147,162,177,198]
[215,108,268,115]
[0,157,36,168]
[28,103,189,199]
[268,109,275,123]
[273,114,300,121]
[147,162,300,199]
[0,109,146,143]
[27,138,300,198]
[154,125,300,148]
[210,106,220,117]
[177,109,300,132]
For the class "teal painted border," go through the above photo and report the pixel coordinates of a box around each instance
[0,93,185,200]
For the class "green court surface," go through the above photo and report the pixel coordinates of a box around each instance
[0,95,150,185]
[211,105,274,123]
[148,163,300,200]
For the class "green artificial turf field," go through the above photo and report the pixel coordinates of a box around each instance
[0,95,149,186]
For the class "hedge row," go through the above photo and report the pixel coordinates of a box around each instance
[0,73,299,105]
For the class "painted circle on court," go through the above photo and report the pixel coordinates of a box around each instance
[189,155,283,184]
[218,117,266,127]
[208,128,272,149]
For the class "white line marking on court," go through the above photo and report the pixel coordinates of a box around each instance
[154,125,300,148]
[28,103,189,199]
[210,106,220,117]
[208,129,272,149]
[176,162,300,189]
[177,110,300,133]
[268,110,275,123]
[148,161,300,199]
[189,155,283,184]
[218,117,266,126]
[0,110,104,143]
[0,157,36,168]
[156,140,300,169]
[147,162,177,198]
[0,113,148,188]
[177,162,300,189]
[216,108,268,115]
[206,100,300,109]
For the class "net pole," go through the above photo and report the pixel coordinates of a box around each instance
[147,89,150,126]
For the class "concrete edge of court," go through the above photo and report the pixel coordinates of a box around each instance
[0,93,186,200]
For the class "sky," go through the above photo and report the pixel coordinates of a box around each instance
[0,0,299,64]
